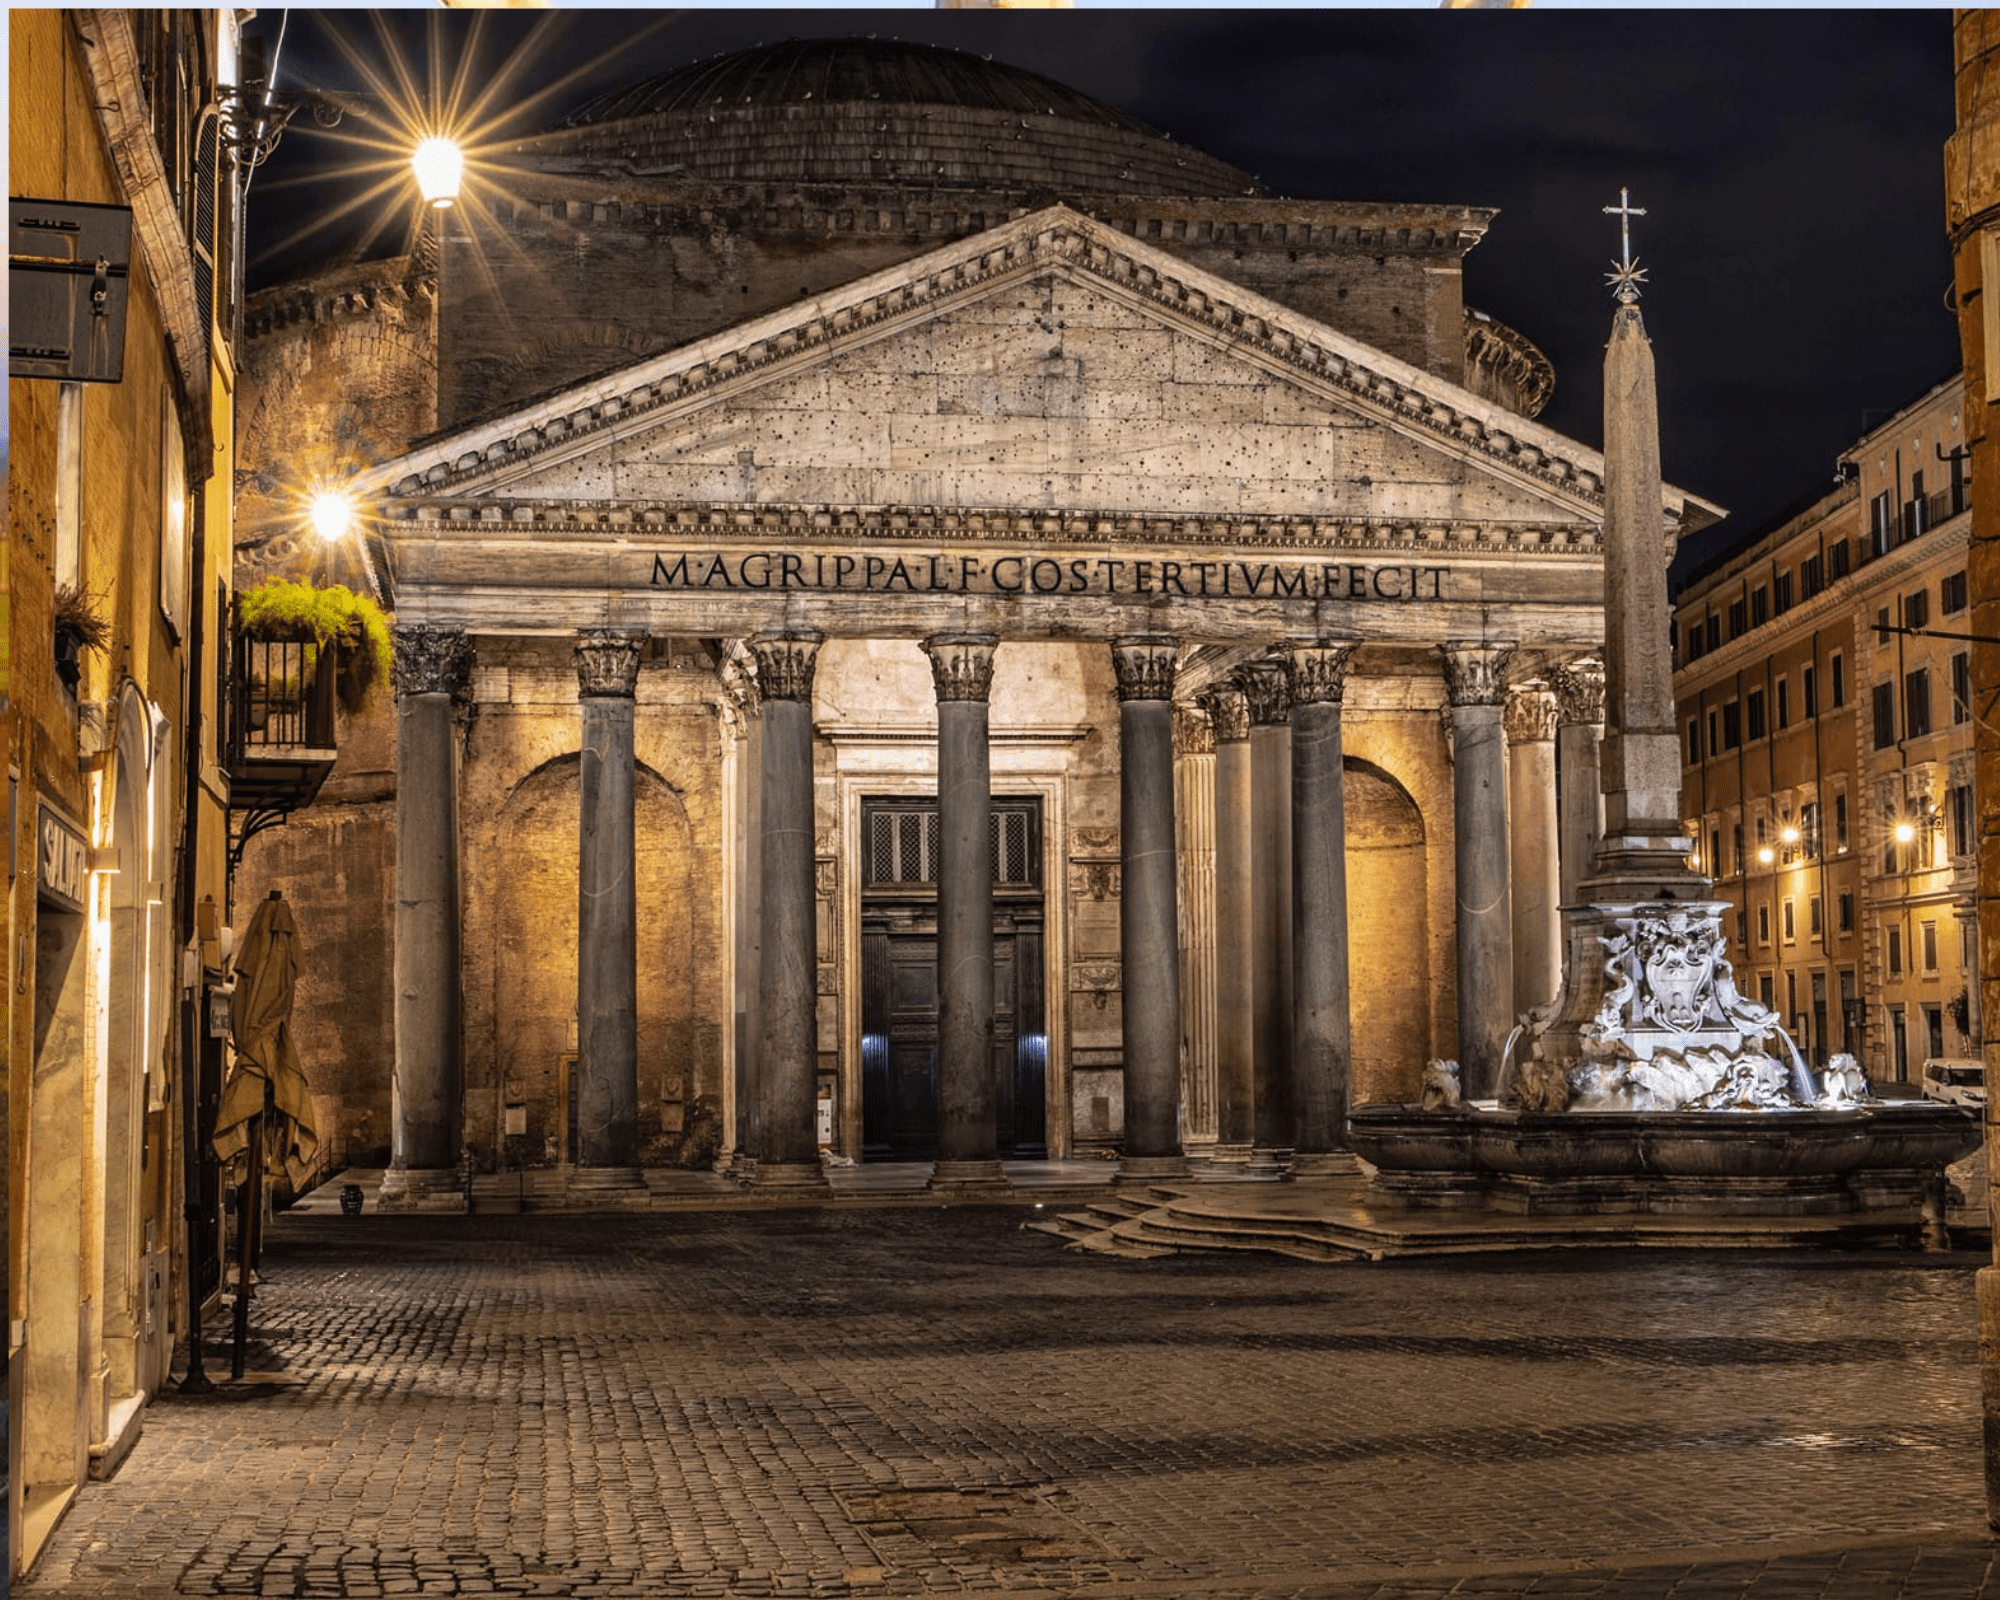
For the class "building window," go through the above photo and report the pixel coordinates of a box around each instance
[1834,792,1849,852]
[1953,651,1971,725]
[1904,667,1931,739]
[1830,651,1845,708]
[1686,719,1701,766]
[1710,828,1724,879]
[1773,572,1793,612]
[1760,973,1776,1010]
[1887,926,1903,976]
[1733,822,1745,875]
[1922,919,1939,973]
[1838,891,1854,932]
[1943,569,1969,614]
[1809,896,1824,938]
[1782,898,1796,943]
[1803,664,1818,718]
[1905,588,1930,631]
[1926,1005,1945,1062]
[1758,905,1772,946]
[1728,598,1747,639]
[1707,708,1721,758]
[1752,586,1770,626]
[1722,700,1742,750]
[1871,490,1894,554]
[1800,553,1824,599]
[1876,606,1894,647]
[1776,677,1790,730]
[1951,782,1974,857]
[1872,681,1896,749]
[1800,800,1820,858]
[1685,622,1704,660]
[1746,687,1766,740]
[1829,538,1852,579]
[1706,615,1721,653]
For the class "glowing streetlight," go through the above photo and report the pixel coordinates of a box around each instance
[1780,825,1800,846]
[1757,846,1775,866]
[309,489,354,544]
[1894,821,1918,844]
[412,136,463,209]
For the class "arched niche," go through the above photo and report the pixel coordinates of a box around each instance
[1344,756,1431,1105]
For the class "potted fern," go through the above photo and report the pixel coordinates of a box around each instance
[236,582,393,715]
[52,583,111,693]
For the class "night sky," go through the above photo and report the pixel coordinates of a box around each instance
[241,9,1961,583]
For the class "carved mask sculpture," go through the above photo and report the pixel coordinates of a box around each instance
[1636,912,1722,1034]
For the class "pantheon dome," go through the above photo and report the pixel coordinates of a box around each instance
[534,37,1267,198]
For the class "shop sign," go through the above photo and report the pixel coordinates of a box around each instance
[36,804,89,912]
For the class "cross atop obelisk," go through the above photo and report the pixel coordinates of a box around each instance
[1588,186,1706,901]
[1602,186,1648,304]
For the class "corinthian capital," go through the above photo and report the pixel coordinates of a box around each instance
[750,631,824,704]
[1283,639,1360,708]
[1238,661,1290,727]
[921,633,998,704]
[1549,657,1606,725]
[1174,706,1215,757]
[1503,684,1559,744]
[1198,684,1250,743]
[574,630,645,698]
[1110,636,1178,702]
[1438,641,1515,708]
[391,625,473,699]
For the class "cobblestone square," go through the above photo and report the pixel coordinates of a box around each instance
[17,1207,2000,1599]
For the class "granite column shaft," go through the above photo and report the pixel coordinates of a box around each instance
[1113,637,1186,1180]
[1202,687,1254,1158]
[1443,643,1515,1101]
[1506,686,1562,1017]
[1244,663,1294,1158]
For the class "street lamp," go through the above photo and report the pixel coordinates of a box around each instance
[411,136,462,208]
[1757,846,1776,866]
[308,489,352,544]
[1894,821,1918,845]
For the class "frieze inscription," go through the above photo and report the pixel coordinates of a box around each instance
[649,550,1448,603]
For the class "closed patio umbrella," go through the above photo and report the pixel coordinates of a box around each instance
[216,889,318,1188]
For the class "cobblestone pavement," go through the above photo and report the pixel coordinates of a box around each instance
[18,1205,2000,1599]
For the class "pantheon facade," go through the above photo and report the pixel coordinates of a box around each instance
[236,40,1718,1198]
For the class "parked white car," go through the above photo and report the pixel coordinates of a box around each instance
[1920,1057,1986,1109]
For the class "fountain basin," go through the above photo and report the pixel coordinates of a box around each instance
[1348,1101,1980,1217]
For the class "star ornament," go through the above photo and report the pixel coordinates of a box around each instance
[1606,258,1649,303]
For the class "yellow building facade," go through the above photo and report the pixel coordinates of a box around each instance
[1676,377,1977,1085]
[8,8,242,1576]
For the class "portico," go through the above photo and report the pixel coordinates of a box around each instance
[356,205,1715,1189]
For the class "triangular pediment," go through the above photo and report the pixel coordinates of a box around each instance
[360,204,1718,541]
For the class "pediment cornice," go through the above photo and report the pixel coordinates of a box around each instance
[362,204,1720,535]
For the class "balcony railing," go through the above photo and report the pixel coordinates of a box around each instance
[225,621,340,869]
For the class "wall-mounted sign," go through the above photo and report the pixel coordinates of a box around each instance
[10,199,133,383]
[36,804,89,912]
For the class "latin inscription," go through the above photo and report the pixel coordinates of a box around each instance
[649,551,1447,602]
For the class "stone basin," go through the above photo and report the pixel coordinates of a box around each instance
[1347,1101,1982,1217]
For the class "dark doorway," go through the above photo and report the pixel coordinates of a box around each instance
[859,796,1046,1160]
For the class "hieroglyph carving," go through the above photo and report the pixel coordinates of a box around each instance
[573,630,644,698]
[391,625,473,700]
[749,631,824,703]
[921,632,998,703]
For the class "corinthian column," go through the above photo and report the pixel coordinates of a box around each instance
[1200,684,1254,1162]
[923,633,1008,1193]
[570,630,647,1198]
[1505,684,1561,1017]
[1549,658,1606,910]
[1111,636,1187,1183]
[381,625,473,1211]
[1286,639,1359,1171]
[749,633,831,1192]
[1241,660,1293,1166]
[1441,642,1515,1101]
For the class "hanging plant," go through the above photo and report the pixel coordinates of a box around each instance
[237,581,393,715]
[51,583,112,693]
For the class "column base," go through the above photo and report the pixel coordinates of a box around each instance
[1245,1146,1293,1179]
[926,1159,1012,1196]
[1287,1150,1363,1178]
[1113,1153,1190,1186]
[748,1160,832,1195]
[376,1167,468,1213]
[1202,1142,1255,1167]
[565,1166,652,1208]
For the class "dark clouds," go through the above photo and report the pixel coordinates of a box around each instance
[246,9,1959,578]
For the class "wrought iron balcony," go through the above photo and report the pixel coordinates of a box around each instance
[225,622,339,868]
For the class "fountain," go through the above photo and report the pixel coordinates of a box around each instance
[1348,193,1978,1228]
